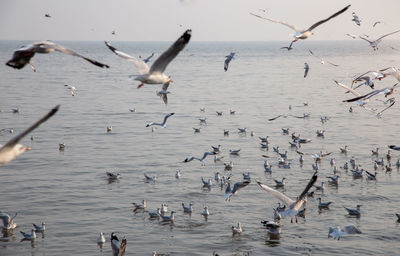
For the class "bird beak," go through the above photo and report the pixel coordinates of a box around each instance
[25,147,32,151]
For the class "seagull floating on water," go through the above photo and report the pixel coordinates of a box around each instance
[328,225,361,240]
[231,222,243,235]
[106,171,121,180]
[132,200,146,212]
[105,29,191,88]
[97,232,106,244]
[344,205,361,217]
[32,222,45,232]
[20,229,36,240]
[111,232,127,256]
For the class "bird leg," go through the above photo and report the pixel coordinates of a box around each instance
[137,83,144,89]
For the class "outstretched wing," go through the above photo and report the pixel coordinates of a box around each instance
[37,41,109,68]
[0,105,59,152]
[150,29,192,74]
[250,13,301,32]
[333,80,361,97]
[105,41,149,74]
[162,112,175,124]
[256,180,294,206]
[376,29,400,41]
[359,36,373,44]
[307,5,351,31]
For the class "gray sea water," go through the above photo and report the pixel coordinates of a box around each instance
[1,40,400,255]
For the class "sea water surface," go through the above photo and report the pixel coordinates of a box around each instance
[1,40,400,255]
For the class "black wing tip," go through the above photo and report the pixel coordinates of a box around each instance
[182,29,192,42]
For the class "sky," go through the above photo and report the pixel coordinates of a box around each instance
[1,0,400,42]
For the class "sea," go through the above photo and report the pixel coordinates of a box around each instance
[1,40,400,255]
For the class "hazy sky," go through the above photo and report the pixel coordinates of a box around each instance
[1,0,400,41]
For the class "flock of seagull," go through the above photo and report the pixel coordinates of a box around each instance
[2,3,400,255]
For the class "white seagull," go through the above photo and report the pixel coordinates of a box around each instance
[32,222,45,232]
[0,105,59,166]
[328,225,361,240]
[224,180,251,201]
[352,12,361,26]
[6,41,109,71]
[0,212,18,230]
[20,229,36,240]
[359,30,400,51]
[256,172,318,222]
[250,5,350,44]
[184,151,216,164]
[146,113,175,128]
[97,232,106,244]
[105,29,191,88]
[156,82,170,104]
[309,49,339,66]
[224,52,235,72]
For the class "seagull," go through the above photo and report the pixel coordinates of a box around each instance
[352,12,361,26]
[373,21,383,28]
[359,30,400,51]
[314,182,325,191]
[276,202,286,212]
[340,145,349,153]
[0,105,59,166]
[156,82,170,105]
[175,170,181,179]
[243,172,251,180]
[231,222,243,235]
[352,74,375,89]
[327,175,340,185]
[146,113,175,128]
[230,110,236,115]
[224,52,235,72]
[342,83,399,104]
[111,232,127,256]
[345,33,357,39]
[256,172,318,223]
[20,229,36,240]
[201,206,210,217]
[264,160,272,172]
[223,129,229,136]
[184,151,216,164]
[328,225,361,240]
[105,29,191,88]
[280,42,293,51]
[107,126,112,133]
[317,197,332,209]
[238,128,247,133]
[0,212,18,230]
[44,13,51,18]
[309,50,339,66]
[182,203,193,213]
[143,53,155,63]
[32,222,45,232]
[261,220,281,235]
[250,5,350,44]
[214,155,224,163]
[215,111,223,116]
[211,145,221,153]
[229,149,241,155]
[132,200,146,212]
[144,173,157,183]
[304,62,309,78]
[97,232,106,244]
[148,208,161,218]
[59,143,65,151]
[160,211,175,222]
[201,177,213,187]
[160,204,168,215]
[344,205,361,217]
[6,41,109,71]
[224,180,251,201]
[199,117,207,124]
[193,127,201,133]
[106,172,121,180]
[316,130,325,137]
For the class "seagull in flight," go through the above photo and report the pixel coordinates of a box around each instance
[250,5,350,45]
[184,151,216,164]
[156,82,170,104]
[224,52,235,72]
[352,12,361,26]
[345,33,357,39]
[0,212,18,230]
[309,50,339,66]
[105,29,191,88]
[359,30,400,51]
[224,180,250,201]
[304,62,310,78]
[6,41,109,71]
[146,113,175,128]
[256,172,318,223]
[142,53,155,63]
[0,105,59,166]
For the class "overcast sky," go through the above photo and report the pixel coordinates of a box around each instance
[1,0,400,41]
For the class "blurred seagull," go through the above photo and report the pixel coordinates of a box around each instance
[182,203,193,213]
[184,151,216,164]
[156,82,170,105]
[132,200,146,212]
[105,29,191,88]
[328,225,361,240]
[344,205,361,217]
[20,229,36,240]
[148,208,161,218]
[224,52,235,72]
[352,12,361,26]
[231,222,243,235]
[224,180,251,201]
[359,30,400,51]
[143,53,155,63]
[106,171,121,180]
[161,211,175,222]
[97,232,106,244]
[0,212,18,230]
[256,172,318,222]
[111,232,127,256]
[250,5,350,44]
[0,105,59,166]
[317,197,332,209]
[44,13,51,18]
[309,49,339,66]
[144,173,157,183]
[6,41,109,71]
[304,62,309,77]
[146,113,175,128]
[32,222,45,232]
